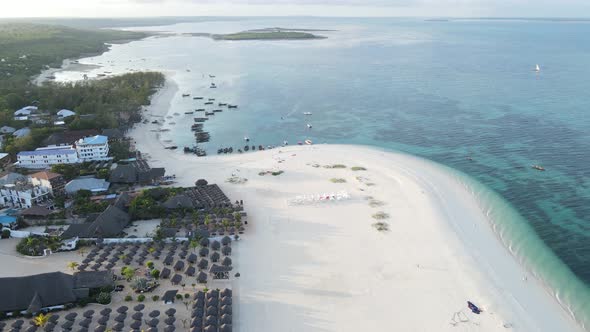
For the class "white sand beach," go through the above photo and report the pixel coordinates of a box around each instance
[127,79,584,332]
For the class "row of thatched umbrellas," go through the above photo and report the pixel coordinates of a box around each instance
[3,305,180,332]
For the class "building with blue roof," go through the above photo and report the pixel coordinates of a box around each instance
[75,135,110,162]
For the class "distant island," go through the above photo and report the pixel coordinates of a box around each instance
[184,27,330,41]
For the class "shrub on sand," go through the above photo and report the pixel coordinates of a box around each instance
[351,166,367,171]
[372,212,389,220]
[372,222,390,232]
[330,178,346,183]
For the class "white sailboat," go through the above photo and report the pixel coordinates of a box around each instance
[535,64,541,72]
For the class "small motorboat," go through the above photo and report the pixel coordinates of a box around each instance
[165,146,178,150]
[185,111,194,114]
[303,112,312,115]
[228,104,238,109]
[210,83,217,89]
[305,139,313,145]
[307,124,313,129]
[204,102,213,105]
[208,98,215,101]
[209,74,216,78]
[193,97,204,100]
[283,140,289,146]
[173,112,180,116]
[182,93,190,97]
[219,103,227,106]
[532,165,545,171]
[244,136,250,142]
[195,108,205,112]
[535,64,541,72]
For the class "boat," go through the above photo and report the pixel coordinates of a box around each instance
[151,120,159,124]
[169,122,176,125]
[166,116,173,119]
[165,146,178,150]
[532,165,546,171]
[173,112,180,116]
[209,74,216,78]
[228,105,238,109]
[160,129,171,132]
[219,103,227,107]
[208,98,215,101]
[185,111,194,115]
[244,137,250,142]
[307,124,312,129]
[97,74,106,77]
[283,141,289,146]
[193,97,203,100]
[204,102,213,105]
[182,93,190,97]
[195,108,205,112]
[535,64,541,72]
[303,112,312,115]
[205,112,215,116]
[210,83,217,89]
[213,109,223,113]
[244,145,250,151]
[305,139,313,145]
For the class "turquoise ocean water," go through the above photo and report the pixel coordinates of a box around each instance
[57,17,590,327]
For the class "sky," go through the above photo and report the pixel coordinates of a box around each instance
[2,0,590,18]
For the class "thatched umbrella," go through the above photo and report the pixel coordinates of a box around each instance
[220,289,232,298]
[165,308,176,317]
[48,315,59,323]
[210,241,221,251]
[114,314,126,322]
[193,298,205,309]
[149,310,160,318]
[204,326,216,332]
[164,317,176,326]
[133,304,145,311]
[190,327,202,332]
[97,316,109,325]
[210,252,220,263]
[43,322,56,332]
[197,259,208,270]
[147,318,159,327]
[206,289,219,299]
[0,322,5,330]
[204,315,216,326]
[78,319,91,328]
[111,322,124,331]
[196,271,207,283]
[198,247,209,257]
[199,238,209,247]
[194,291,205,301]
[132,312,143,321]
[192,307,204,319]
[195,179,208,186]
[207,297,219,307]
[221,246,231,256]
[221,236,231,246]
[25,325,38,332]
[219,324,232,332]
[220,314,232,325]
[100,308,112,316]
[190,317,202,327]
[94,326,106,332]
[146,328,158,332]
[221,296,232,305]
[13,319,25,327]
[65,313,78,322]
[116,306,128,314]
[163,326,175,332]
[83,310,95,318]
[77,328,89,332]
[60,321,74,330]
[129,321,142,330]
[205,306,217,316]
[221,257,232,267]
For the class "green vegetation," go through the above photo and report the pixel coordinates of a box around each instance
[121,266,136,281]
[324,164,347,169]
[152,295,160,301]
[96,292,111,305]
[16,236,62,256]
[211,31,323,41]
[1,228,10,239]
[137,294,145,302]
[0,23,164,157]
[372,222,390,232]
[151,269,160,279]
[372,212,390,220]
[351,166,367,171]
[124,295,133,302]
[72,190,109,215]
[129,187,185,220]
[330,178,347,183]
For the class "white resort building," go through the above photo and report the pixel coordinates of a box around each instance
[0,173,51,209]
[16,135,110,169]
[16,146,80,169]
[75,135,110,162]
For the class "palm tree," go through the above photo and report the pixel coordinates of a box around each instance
[221,219,231,232]
[33,313,51,327]
[189,239,199,253]
[204,215,211,227]
[67,261,79,272]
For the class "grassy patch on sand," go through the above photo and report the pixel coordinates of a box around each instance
[372,212,390,220]
[351,166,367,171]
[372,222,390,232]
[324,164,347,169]
[330,178,347,183]
[226,176,248,184]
